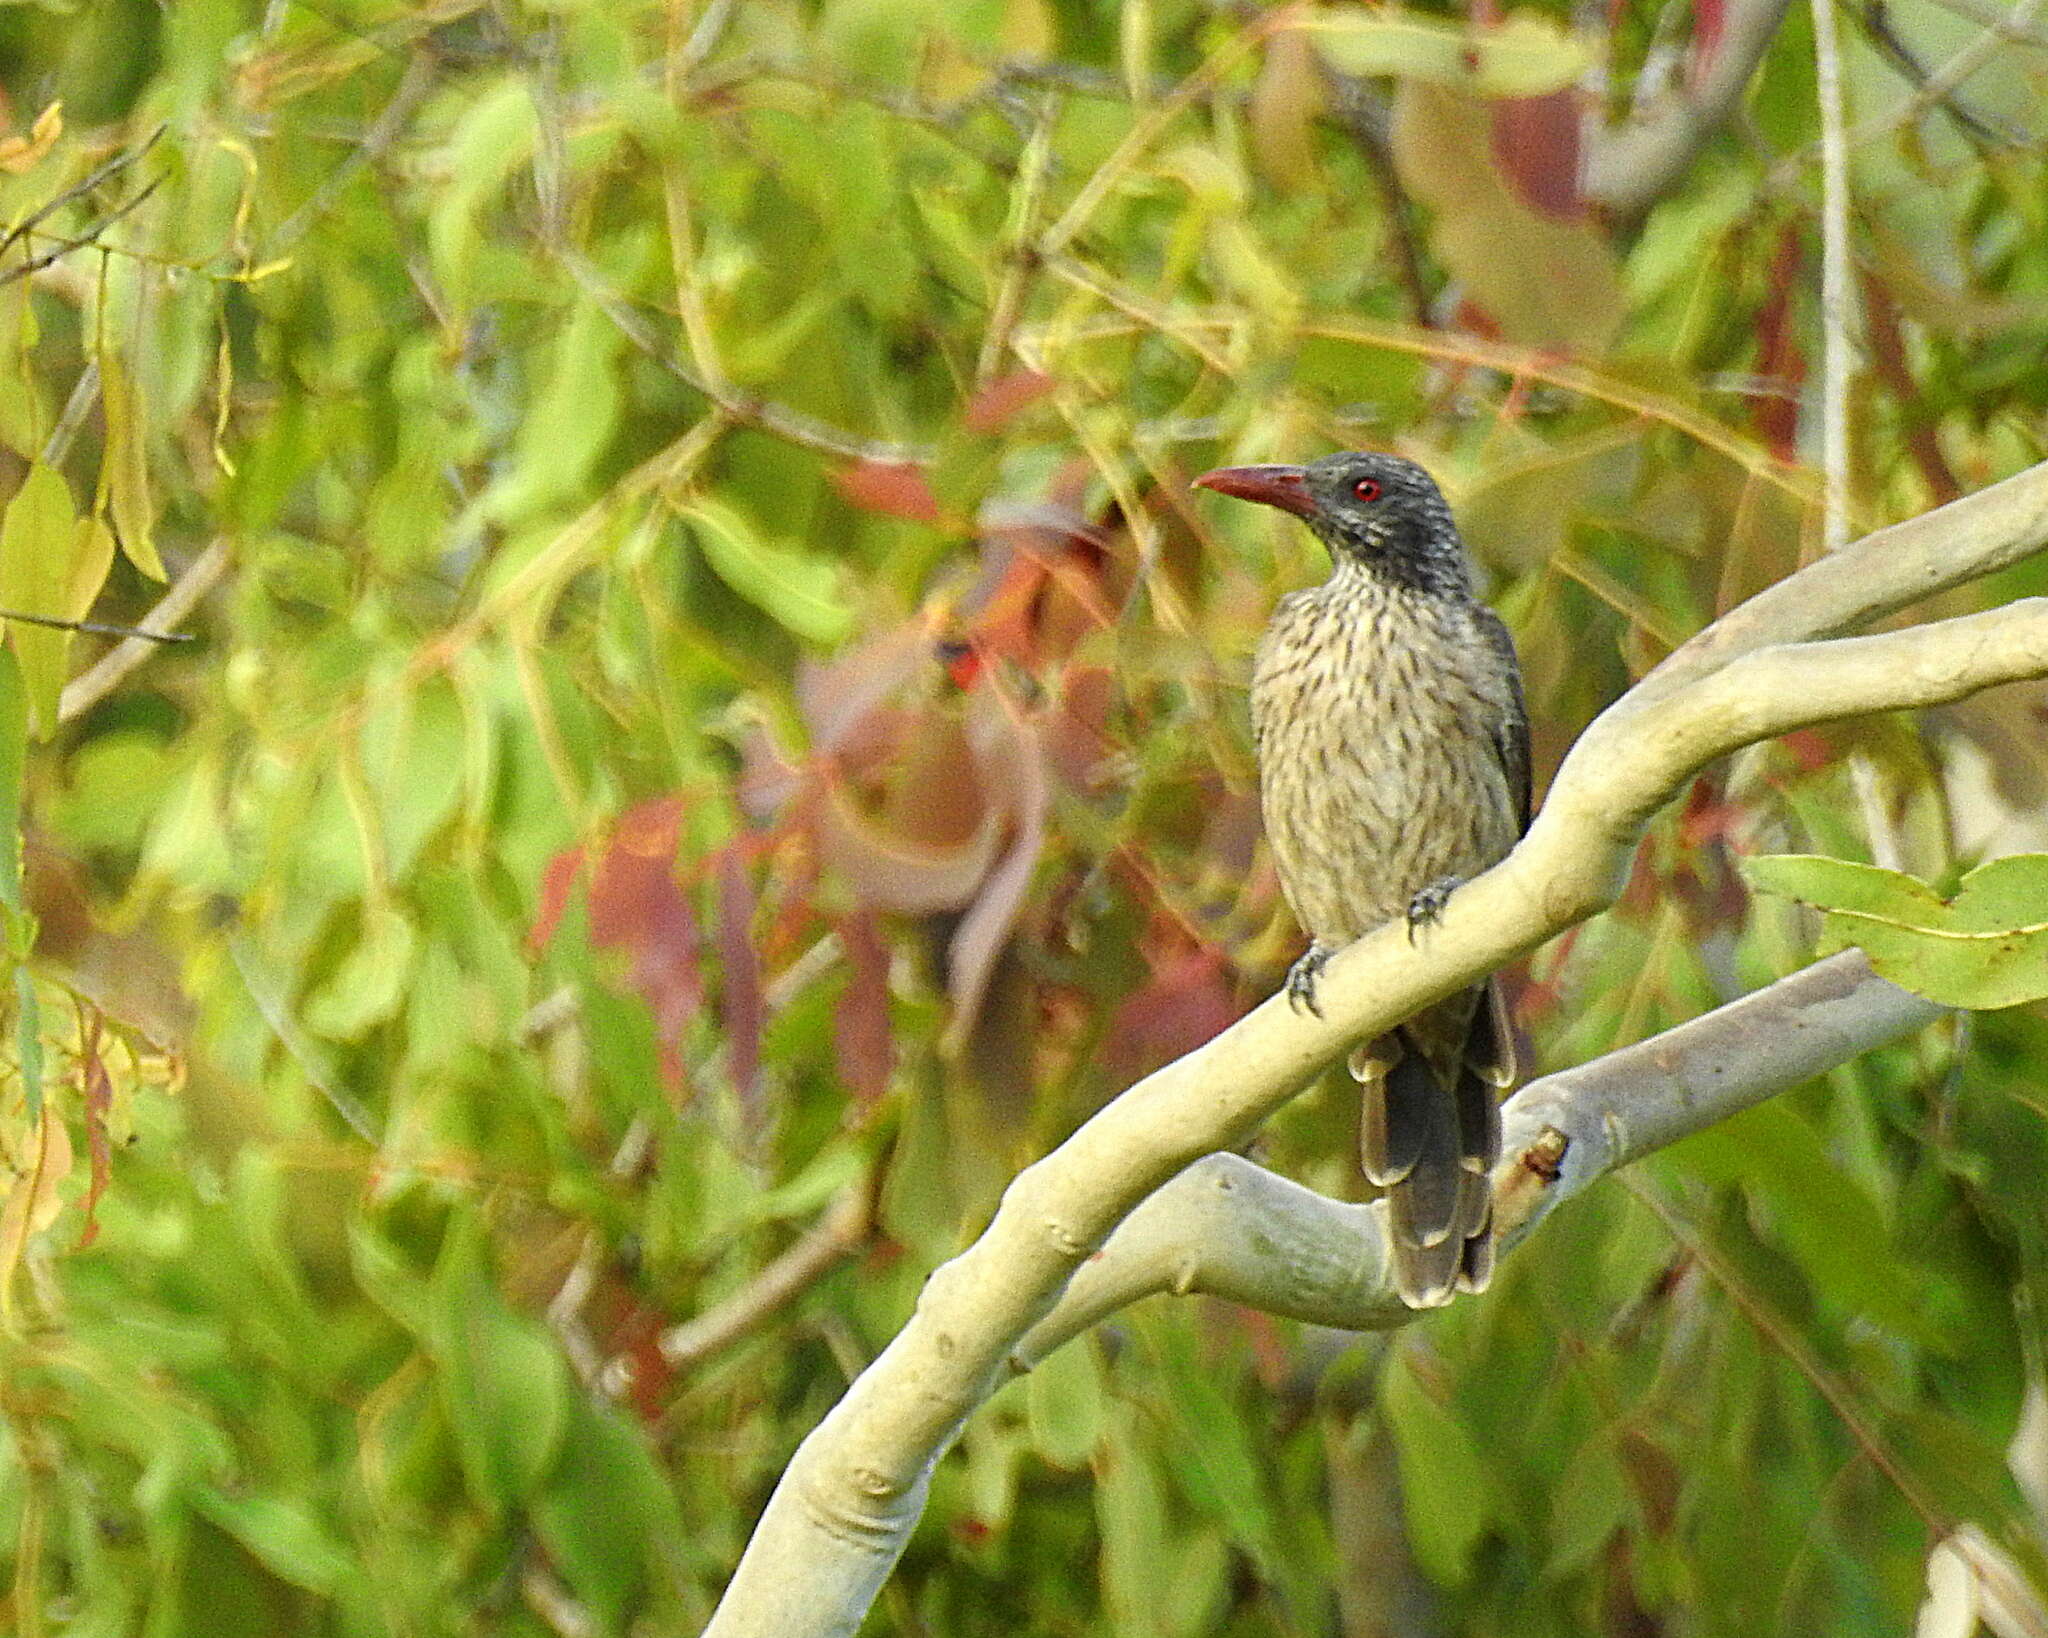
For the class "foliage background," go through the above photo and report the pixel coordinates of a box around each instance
[0,0,2045,1633]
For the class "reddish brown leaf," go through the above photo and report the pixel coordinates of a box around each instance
[588,797,702,1093]
[962,370,1056,434]
[1752,226,1805,460]
[715,845,763,1118]
[832,460,944,525]
[942,695,1049,1052]
[529,845,585,955]
[1104,950,1244,1081]
[833,910,895,1104]
[1489,90,1582,221]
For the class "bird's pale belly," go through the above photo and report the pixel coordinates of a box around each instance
[1252,607,1518,947]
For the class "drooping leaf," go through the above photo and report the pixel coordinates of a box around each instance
[676,496,856,646]
[96,347,166,580]
[428,1216,571,1514]
[1379,1348,1496,1585]
[0,462,82,738]
[1391,82,1624,353]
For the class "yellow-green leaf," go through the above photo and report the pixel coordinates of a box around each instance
[0,462,81,738]
[1299,9,1591,99]
[95,348,166,580]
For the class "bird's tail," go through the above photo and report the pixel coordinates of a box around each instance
[1352,980,1511,1308]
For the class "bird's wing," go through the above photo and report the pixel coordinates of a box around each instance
[1473,605,1532,834]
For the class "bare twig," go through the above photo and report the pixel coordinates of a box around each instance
[1917,0,2048,45]
[1843,0,2048,147]
[268,52,438,254]
[557,249,931,466]
[1320,70,1433,328]
[622,1181,871,1380]
[58,539,231,725]
[0,177,165,288]
[0,126,165,262]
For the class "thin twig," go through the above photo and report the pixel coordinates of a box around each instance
[268,52,439,255]
[557,249,931,466]
[0,177,165,288]
[1854,1,2009,144]
[58,539,231,724]
[0,126,165,261]
[1320,70,1433,328]
[40,363,101,469]
[1843,0,2048,147]
[633,1181,872,1378]
[1917,0,2048,44]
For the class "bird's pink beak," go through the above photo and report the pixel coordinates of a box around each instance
[1191,464,1317,520]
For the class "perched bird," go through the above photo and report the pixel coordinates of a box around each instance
[1194,452,1529,1308]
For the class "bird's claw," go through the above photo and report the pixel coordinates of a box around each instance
[1406,877,1463,942]
[1285,944,1333,1017]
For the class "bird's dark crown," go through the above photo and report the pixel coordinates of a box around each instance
[1295,452,1469,595]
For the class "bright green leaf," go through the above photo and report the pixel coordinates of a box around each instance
[1743,853,2048,1009]
[675,497,855,646]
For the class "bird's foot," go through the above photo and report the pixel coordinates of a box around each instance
[1285,943,1334,1017]
[1406,877,1464,942]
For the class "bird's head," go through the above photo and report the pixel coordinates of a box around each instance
[1193,451,1469,595]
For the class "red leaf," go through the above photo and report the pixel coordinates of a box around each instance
[962,370,1056,434]
[1489,91,1583,221]
[833,910,895,1104]
[715,846,763,1118]
[941,698,1049,1051]
[1752,226,1805,460]
[529,845,585,955]
[832,460,944,524]
[1104,950,1244,1081]
[588,798,702,1093]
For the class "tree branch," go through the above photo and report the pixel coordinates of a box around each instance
[1010,950,1939,1359]
[1584,0,1796,224]
[702,465,2048,1638]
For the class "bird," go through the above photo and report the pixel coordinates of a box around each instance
[1194,451,1530,1308]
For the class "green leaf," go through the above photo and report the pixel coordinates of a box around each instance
[0,647,25,916]
[1025,1334,1105,1470]
[192,1488,354,1596]
[1378,1349,1494,1585]
[675,497,855,647]
[428,1216,571,1514]
[95,347,166,580]
[1300,9,1591,97]
[530,1397,689,1633]
[303,903,419,1040]
[1742,853,2048,1009]
[0,462,81,738]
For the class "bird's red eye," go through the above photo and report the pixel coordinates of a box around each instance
[1353,478,1383,502]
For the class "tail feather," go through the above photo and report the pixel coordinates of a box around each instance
[1368,982,1513,1310]
[1355,1037,1427,1187]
